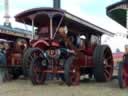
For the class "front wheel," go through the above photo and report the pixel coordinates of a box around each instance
[29,57,47,85]
[22,48,43,78]
[64,56,80,86]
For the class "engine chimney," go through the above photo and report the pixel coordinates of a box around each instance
[53,0,61,8]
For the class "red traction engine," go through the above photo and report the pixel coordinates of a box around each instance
[15,8,114,85]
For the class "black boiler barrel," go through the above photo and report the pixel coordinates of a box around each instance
[53,0,61,8]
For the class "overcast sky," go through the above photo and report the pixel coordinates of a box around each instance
[0,0,127,52]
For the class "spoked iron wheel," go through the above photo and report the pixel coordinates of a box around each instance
[118,61,128,88]
[64,56,80,86]
[93,45,113,82]
[22,48,43,77]
[30,57,47,85]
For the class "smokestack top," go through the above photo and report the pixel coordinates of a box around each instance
[53,0,61,8]
[4,0,11,27]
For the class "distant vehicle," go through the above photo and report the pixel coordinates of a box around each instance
[15,8,114,85]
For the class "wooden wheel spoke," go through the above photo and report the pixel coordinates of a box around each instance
[104,50,108,57]
[104,69,111,78]
[106,56,112,61]
[104,72,108,80]
[105,64,112,69]
[103,58,112,69]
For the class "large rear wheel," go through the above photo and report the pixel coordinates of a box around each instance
[93,45,113,82]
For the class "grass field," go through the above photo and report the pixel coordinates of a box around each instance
[0,78,127,96]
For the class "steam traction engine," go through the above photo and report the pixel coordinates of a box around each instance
[15,8,114,85]
[0,26,31,81]
[0,0,32,81]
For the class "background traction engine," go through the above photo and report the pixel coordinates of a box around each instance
[118,45,128,88]
[0,38,28,81]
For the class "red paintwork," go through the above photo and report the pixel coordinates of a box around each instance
[77,45,95,68]
[10,53,21,65]
[31,39,60,49]
[4,40,28,67]
[31,39,49,50]
[84,47,94,56]
[51,41,60,47]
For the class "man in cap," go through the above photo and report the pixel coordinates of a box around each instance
[58,26,75,54]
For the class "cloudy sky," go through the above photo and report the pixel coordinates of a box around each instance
[0,0,127,52]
